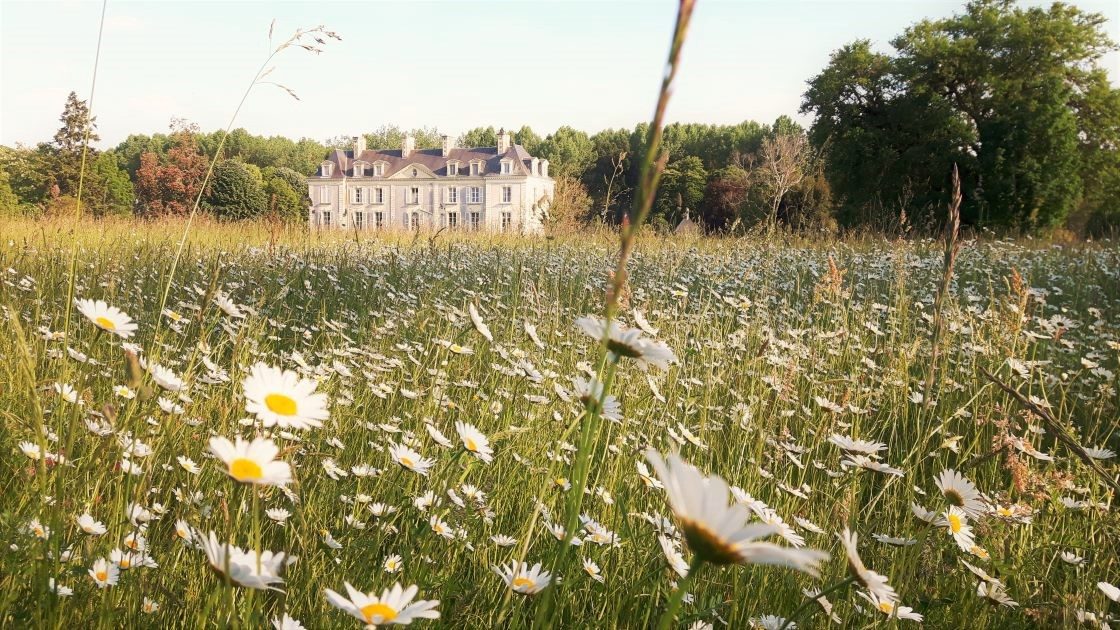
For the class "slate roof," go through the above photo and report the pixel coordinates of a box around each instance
[317,144,544,179]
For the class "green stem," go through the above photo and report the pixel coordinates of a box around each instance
[778,575,856,630]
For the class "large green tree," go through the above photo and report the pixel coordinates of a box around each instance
[205,159,267,220]
[803,0,1120,231]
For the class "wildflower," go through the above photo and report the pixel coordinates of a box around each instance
[76,513,107,536]
[645,449,828,572]
[243,362,329,430]
[18,441,41,460]
[54,382,79,404]
[1099,581,1120,603]
[198,531,293,590]
[146,362,184,392]
[583,558,605,583]
[857,590,923,622]
[575,316,676,371]
[209,436,292,487]
[977,582,1018,607]
[838,528,897,603]
[384,554,402,573]
[493,561,551,595]
[27,519,50,540]
[936,469,985,519]
[74,298,138,338]
[828,434,887,455]
[325,582,440,626]
[213,292,246,318]
[267,508,291,525]
[89,557,119,588]
[273,614,306,630]
[468,303,493,342]
[389,443,434,476]
[939,506,975,551]
[455,421,494,463]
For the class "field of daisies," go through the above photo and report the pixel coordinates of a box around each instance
[0,218,1118,629]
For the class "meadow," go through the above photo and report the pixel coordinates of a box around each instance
[0,216,1118,628]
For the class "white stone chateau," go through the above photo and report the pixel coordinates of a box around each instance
[308,129,554,233]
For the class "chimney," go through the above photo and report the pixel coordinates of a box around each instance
[540,159,550,178]
[352,135,366,157]
[531,157,540,175]
[497,128,511,154]
[402,133,416,159]
[441,134,453,157]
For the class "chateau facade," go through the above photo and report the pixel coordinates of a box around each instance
[308,129,554,233]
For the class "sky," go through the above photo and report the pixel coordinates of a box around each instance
[2,0,1118,149]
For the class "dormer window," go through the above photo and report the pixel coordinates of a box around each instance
[500,160,512,175]
[353,161,368,177]
[470,161,483,176]
[447,162,459,176]
[320,162,334,177]
[373,163,385,177]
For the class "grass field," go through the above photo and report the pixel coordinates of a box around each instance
[0,216,1118,628]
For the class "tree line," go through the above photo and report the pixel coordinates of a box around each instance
[1,0,1117,235]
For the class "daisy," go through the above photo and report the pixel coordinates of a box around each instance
[18,441,41,460]
[146,362,184,392]
[174,520,195,547]
[1084,447,1116,460]
[573,377,622,422]
[936,469,986,519]
[76,513,107,536]
[939,506,975,551]
[493,561,551,595]
[424,424,454,448]
[838,528,898,603]
[977,582,1018,607]
[1060,551,1084,566]
[267,508,291,525]
[177,456,201,474]
[659,536,690,578]
[142,598,160,614]
[645,450,828,572]
[582,558,605,583]
[575,316,676,371]
[857,590,923,622]
[389,443,435,476]
[54,382,79,404]
[74,298,138,338]
[213,292,246,318]
[828,434,887,455]
[198,531,293,590]
[243,363,329,430]
[455,421,494,464]
[384,554,403,573]
[273,615,305,630]
[209,436,292,487]
[325,581,440,626]
[468,303,493,342]
[88,557,119,588]
[1099,581,1120,603]
[491,534,517,547]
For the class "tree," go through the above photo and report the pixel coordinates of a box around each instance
[537,175,592,235]
[457,126,497,149]
[0,167,19,216]
[803,0,1120,232]
[205,159,267,219]
[135,130,209,215]
[700,166,750,231]
[654,155,707,224]
[757,129,810,225]
[262,166,309,222]
[538,126,594,179]
[513,126,542,154]
[53,91,99,153]
[88,152,135,215]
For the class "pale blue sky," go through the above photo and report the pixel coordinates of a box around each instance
[2,0,1117,148]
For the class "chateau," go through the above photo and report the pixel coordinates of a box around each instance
[308,129,554,233]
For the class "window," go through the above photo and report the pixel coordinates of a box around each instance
[447,162,458,176]
[447,212,458,229]
[470,162,480,175]
[501,161,511,175]
[321,162,333,177]
[374,187,384,204]
[354,164,365,177]
[412,168,418,178]
[354,211,364,229]
[354,187,363,203]
[469,187,481,204]
[469,211,481,231]
[375,211,384,228]
[410,187,420,204]
[319,187,329,204]
[501,186,512,203]
[501,212,512,232]
[373,164,384,176]
[447,187,458,204]
[410,213,420,231]
[321,211,332,227]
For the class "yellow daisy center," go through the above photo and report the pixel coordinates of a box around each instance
[399,456,415,468]
[997,506,1013,517]
[95,570,107,582]
[879,600,895,614]
[119,558,131,569]
[512,576,536,590]
[948,513,962,533]
[360,603,398,623]
[450,344,462,353]
[465,437,478,452]
[555,477,568,486]
[230,458,263,481]
[95,316,116,330]
[264,393,298,416]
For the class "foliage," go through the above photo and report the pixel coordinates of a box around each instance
[538,126,594,180]
[205,159,268,220]
[538,174,592,235]
[457,126,497,149]
[262,166,309,223]
[134,131,210,216]
[653,155,707,224]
